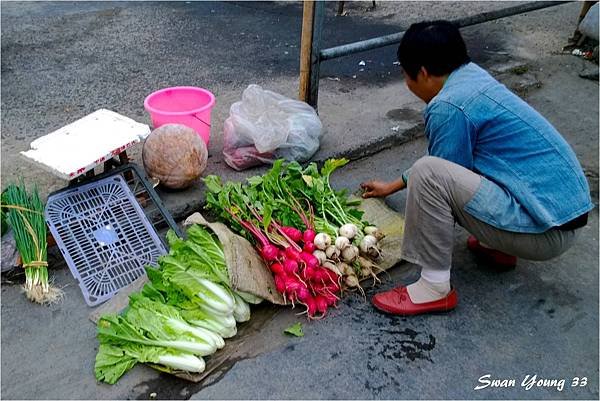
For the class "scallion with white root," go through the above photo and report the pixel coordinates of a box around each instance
[2,183,63,304]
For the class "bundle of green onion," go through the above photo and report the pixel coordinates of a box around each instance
[2,183,63,304]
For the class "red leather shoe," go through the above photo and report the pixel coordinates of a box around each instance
[467,235,517,268]
[371,286,458,316]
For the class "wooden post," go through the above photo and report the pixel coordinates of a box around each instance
[299,0,316,103]
[308,1,325,110]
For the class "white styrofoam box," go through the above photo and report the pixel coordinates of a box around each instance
[21,109,151,180]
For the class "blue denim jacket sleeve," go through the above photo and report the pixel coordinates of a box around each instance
[425,101,477,170]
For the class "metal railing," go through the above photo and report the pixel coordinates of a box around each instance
[300,1,570,109]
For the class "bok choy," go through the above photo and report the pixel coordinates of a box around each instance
[95,343,205,384]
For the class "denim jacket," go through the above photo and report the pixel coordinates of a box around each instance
[405,62,593,233]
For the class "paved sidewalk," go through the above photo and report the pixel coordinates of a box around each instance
[1,2,598,399]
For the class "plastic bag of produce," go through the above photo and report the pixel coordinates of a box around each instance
[223,84,323,171]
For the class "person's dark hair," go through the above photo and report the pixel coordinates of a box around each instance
[398,20,470,80]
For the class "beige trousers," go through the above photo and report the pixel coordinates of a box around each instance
[401,156,580,283]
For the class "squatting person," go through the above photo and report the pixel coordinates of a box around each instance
[360,20,593,316]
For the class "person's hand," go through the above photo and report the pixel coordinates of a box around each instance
[360,180,393,198]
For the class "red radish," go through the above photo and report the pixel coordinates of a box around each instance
[285,247,301,262]
[283,277,299,290]
[260,244,279,261]
[322,269,339,285]
[270,262,284,275]
[312,280,327,292]
[274,275,286,294]
[226,214,282,263]
[300,252,319,270]
[265,219,303,252]
[323,293,338,306]
[287,291,298,303]
[303,241,317,253]
[285,279,304,295]
[314,295,328,314]
[326,281,341,293]
[314,281,339,293]
[312,276,340,295]
[280,226,303,243]
[311,268,328,282]
[303,229,316,244]
[283,259,299,275]
[301,265,315,281]
[296,286,312,303]
[305,297,318,317]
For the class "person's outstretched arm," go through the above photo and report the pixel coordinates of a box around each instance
[361,176,406,198]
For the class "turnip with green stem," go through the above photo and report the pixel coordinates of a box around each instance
[341,245,359,263]
[359,235,382,260]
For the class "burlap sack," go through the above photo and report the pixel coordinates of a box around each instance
[357,197,405,272]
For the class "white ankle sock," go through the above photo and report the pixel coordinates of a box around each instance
[407,277,451,304]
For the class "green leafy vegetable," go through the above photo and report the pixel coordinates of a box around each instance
[97,314,214,356]
[283,322,304,337]
[232,292,251,323]
[95,343,205,384]
[203,158,367,244]
[129,293,225,346]
[161,262,235,316]
[185,225,230,285]
[95,224,259,384]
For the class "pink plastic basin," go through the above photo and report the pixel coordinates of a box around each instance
[144,86,216,146]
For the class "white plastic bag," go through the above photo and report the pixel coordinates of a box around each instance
[579,3,599,41]
[223,85,323,170]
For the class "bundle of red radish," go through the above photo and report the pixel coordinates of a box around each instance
[204,158,386,319]
[224,208,341,319]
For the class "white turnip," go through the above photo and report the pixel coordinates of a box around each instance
[341,245,359,263]
[322,261,343,276]
[313,250,327,265]
[325,245,340,260]
[335,236,351,251]
[338,223,358,239]
[364,226,385,241]
[314,233,331,250]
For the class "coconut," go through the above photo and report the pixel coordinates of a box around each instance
[142,124,208,189]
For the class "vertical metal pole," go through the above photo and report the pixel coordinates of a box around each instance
[299,1,316,103]
[308,0,325,111]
